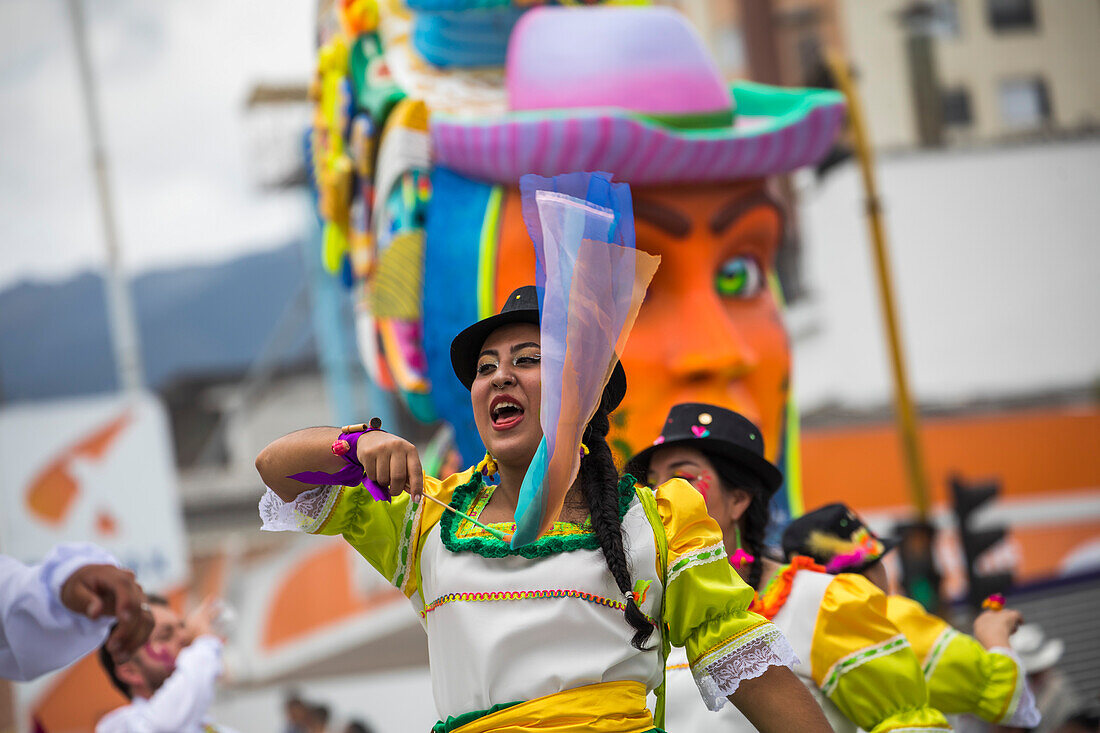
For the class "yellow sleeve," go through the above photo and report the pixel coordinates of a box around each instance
[811,574,951,733]
[888,595,1029,723]
[314,469,473,599]
[656,478,793,710]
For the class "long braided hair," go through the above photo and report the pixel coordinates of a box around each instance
[579,388,654,650]
[706,453,770,591]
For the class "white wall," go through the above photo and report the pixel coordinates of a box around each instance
[791,138,1100,412]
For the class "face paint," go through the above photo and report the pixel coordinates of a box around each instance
[143,642,177,672]
[671,469,714,503]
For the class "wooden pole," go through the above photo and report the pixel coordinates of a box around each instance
[825,51,932,520]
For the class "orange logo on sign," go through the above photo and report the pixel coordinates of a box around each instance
[25,411,132,527]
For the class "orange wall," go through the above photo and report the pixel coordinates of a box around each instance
[802,406,1100,509]
[801,405,1100,582]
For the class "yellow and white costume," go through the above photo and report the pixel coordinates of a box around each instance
[260,473,796,732]
[887,595,1040,729]
[664,557,952,733]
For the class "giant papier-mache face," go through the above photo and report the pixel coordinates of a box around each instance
[308,5,841,496]
[495,179,790,466]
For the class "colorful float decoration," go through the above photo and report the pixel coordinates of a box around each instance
[308,0,845,526]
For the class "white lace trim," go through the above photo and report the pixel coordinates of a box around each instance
[259,485,342,533]
[691,622,800,711]
[991,647,1042,728]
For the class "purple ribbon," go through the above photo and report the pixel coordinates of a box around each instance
[286,431,391,502]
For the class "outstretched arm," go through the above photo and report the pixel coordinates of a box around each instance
[730,665,832,733]
[255,427,424,502]
[1,544,153,681]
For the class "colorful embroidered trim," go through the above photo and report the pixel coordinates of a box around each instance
[454,485,592,540]
[666,662,690,671]
[390,494,425,593]
[750,555,826,620]
[820,634,910,697]
[439,472,636,559]
[921,626,959,680]
[420,588,657,625]
[667,542,727,584]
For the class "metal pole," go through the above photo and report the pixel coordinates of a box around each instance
[825,51,932,520]
[67,0,144,393]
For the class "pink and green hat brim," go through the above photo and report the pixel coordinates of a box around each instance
[430,82,846,185]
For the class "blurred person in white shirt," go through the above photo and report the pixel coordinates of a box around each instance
[1,543,154,681]
[96,596,237,733]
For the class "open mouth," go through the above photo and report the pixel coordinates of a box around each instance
[490,395,525,430]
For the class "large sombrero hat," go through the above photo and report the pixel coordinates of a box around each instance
[431,6,846,185]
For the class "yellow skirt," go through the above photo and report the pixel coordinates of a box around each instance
[448,680,657,733]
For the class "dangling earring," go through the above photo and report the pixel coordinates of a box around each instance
[579,443,590,457]
[730,525,755,569]
[477,451,498,477]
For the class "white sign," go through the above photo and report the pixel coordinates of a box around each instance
[0,391,188,591]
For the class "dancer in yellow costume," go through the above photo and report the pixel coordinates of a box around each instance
[627,403,952,733]
[255,282,832,733]
[783,504,1041,730]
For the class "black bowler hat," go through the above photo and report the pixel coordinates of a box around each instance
[449,285,628,410]
[781,503,898,574]
[627,403,783,494]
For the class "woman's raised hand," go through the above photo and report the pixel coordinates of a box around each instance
[357,429,425,500]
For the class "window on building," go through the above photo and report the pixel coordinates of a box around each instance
[942,88,973,126]
[998,78,1052,130]
[987,0,1037,31]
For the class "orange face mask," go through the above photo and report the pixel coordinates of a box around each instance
[495,179,790,465]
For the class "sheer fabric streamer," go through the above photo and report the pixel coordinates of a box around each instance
[511,172,659,547]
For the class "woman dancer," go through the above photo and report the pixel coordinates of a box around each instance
[626,403,951,733]
[783,504,1040,730]
[255,287,829,732]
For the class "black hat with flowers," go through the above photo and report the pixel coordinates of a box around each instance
[626,403,782,494]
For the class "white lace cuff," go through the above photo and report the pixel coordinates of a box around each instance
[259,485,343,534]
[990,647,1041,728]
[691,621,800,711]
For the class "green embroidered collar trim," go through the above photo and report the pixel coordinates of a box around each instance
[440,472,638,559]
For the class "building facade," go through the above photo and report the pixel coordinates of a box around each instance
[841,0,1100,149]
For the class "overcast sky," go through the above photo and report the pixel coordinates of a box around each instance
[0,0,316,289]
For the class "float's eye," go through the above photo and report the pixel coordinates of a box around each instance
[715,255,763,299]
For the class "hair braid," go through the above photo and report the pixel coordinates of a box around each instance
[709,454,771,591]
[740,490,770,590]
[580,397,654,650]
